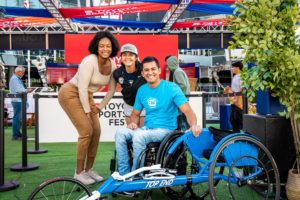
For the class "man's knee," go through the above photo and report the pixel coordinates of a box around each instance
[115,128,132,143]
[115,128,129,137]
[132,132,147,146]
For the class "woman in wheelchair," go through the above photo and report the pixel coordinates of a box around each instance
[114,56,201,196]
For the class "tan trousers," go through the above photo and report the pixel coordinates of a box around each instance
[58,82,101,161]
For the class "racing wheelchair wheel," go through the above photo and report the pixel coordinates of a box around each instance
[27,177,92,200]
[208,135,280,200]
[161,141,220,200]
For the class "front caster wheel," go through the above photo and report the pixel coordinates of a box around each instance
[27,177,92,200]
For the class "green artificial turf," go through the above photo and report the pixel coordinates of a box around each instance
[0,127,170,200]
[0,125,265,200]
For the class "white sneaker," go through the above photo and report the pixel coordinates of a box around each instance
[74,170,95,185]
[86,168,104,182]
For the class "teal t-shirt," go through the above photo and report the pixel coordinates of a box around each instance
[134,80,187,130]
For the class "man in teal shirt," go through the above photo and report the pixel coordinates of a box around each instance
[115,56,201,182]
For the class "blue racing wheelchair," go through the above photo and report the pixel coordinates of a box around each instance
[28,128,280,200]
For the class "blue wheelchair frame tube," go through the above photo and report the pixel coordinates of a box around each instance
[97,129,262,195]
[97,174,211,194]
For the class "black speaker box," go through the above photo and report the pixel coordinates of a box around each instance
[243,114,296,183]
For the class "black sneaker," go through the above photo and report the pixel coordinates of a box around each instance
[115,191,140,197]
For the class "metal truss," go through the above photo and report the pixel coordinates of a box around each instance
[0,0,232,34]
[0,24,67,34]
[38,0,75,32]
[0,23,231,34]
[169,25,231,34]
[161,0,193,33]
[75,24,162,34]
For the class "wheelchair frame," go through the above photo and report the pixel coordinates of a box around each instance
[28,128,281,200]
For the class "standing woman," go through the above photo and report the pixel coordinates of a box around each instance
[58,31,119,185]
[113,44,146,127]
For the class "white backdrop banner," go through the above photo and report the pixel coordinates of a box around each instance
[38,92,203,143]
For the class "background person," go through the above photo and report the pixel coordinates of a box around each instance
[58,31,119,185]
[9,66,32,140]
[225,61,244,133]
[164,56,173,82]
[0,61,6,89]
[166,55,191,132]
[113,44,146,127]
[27,55,49,87]
[115,56,201,188]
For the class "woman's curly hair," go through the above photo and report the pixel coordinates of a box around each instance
[88,31,120,57]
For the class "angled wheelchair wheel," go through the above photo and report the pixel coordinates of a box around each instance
[161,142,214,200]
[156,131,183,165]
[208,135,280,200]
[27,177,92,200]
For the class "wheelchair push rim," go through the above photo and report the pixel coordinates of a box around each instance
[208,135,280,200]
[161,141,224,200]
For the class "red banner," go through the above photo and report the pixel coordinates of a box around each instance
[191,0,239,4]
[0,17,57,28]
[59,3,171,18]
[65,34,178,80]
[47,67,78,84]
[171,18,230,29]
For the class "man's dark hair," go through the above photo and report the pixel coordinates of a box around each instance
[232,61,243,70]
[165,55,173,62]
[88,31,120,57]
[141,56,160,70]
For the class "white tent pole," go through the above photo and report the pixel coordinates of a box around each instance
[54,50,56,61]
[27,50,31,88]
[86,0,90,7]
[93,0,101,6]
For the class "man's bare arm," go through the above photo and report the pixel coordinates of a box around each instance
[179,103,202,137]
[127,109,142,130]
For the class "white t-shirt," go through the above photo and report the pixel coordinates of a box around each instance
[31,57,48,72]
[231,74,242,92]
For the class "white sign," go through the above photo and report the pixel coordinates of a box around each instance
[38,92,203,143]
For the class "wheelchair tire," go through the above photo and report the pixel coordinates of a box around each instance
[208,135,280,200]
[155,131,183,165]
[27,177,92,200]
[161,142,214,200]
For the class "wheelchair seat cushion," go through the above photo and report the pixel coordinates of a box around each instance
[208,126,234,142]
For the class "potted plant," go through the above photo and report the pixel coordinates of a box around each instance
[228,0,300,198]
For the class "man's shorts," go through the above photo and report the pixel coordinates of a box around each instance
[124,102,146,117]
